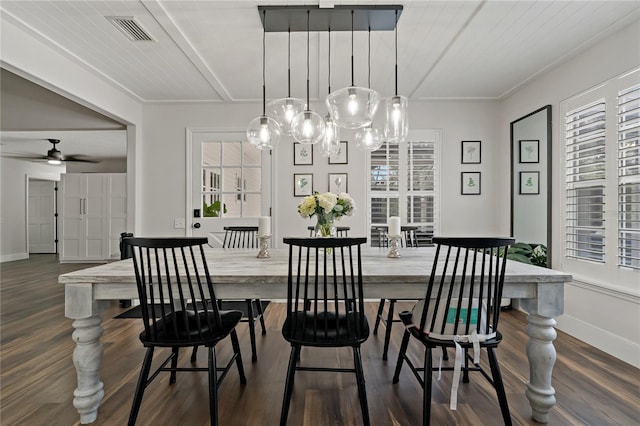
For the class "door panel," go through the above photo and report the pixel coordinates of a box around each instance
[28,180,56,253]
[188,131,271,245]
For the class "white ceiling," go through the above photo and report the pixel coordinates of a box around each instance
[2,0,638,103]
[0,1,638,160]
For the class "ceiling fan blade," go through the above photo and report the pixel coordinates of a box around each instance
[1,153,49,161]
[61,155,100,163]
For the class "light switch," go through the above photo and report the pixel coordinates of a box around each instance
[174,218,186,229]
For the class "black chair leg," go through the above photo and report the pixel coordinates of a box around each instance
[190,346,198,363]
[392,330,411,383]
[280,345,300,426]
[128,347,154,426]
[423,347,433,426]
[487,347,512,426]
[463,348,470,383]
[169,347,179,384]
[245,299,258,362]
[208,346,219,426]
[373,299,385,334]
[382,299,395,361]
[255,299,267,335]
[230,329,247,384]
[353,346,371,426]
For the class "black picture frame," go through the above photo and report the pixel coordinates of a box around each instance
[461,140,481,164]
[328,173,348,193]
[328,141,348,164]
[293,173,313,197]
[519,171,540,195]
[519,140,539,163]
[293,143,313,165]
[461,172,481,195]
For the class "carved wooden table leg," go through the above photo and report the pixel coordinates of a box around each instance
[72,315,105,424]
[525,314,557,423]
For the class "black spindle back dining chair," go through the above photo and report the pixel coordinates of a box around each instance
[192,226,267,363]
[223,226,258,248]
[280,237,370,426]
[125,237,246,426]
[392,237,515,426]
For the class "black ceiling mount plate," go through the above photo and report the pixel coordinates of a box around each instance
[258,5,403,32]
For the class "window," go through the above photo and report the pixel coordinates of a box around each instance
[562,68,640,287]
[200,140,261,218]
[565,101,606,262]
[618,84,640,269]
[369,130,439,246]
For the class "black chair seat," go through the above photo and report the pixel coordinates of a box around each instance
[282,311,369,346]
[140,310,243,347]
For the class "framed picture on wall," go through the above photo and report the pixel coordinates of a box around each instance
[293,173,313,197]
[328,141,348,164]
[519,140,539,163]
[461,140,481,164]
[294,143,313,165]
[328,173,348,193]
[519,171,540,194]
[461,172,481,195]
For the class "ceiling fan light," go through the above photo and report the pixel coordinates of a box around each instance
[47,159,62,165]
[354,124,383,151]
[291,110,325,145]
[246,115,281,150]
[326,86,379,129]
[384,95,409,143]
[267,97,305,132]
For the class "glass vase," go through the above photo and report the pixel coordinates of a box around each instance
[315,213,336,238]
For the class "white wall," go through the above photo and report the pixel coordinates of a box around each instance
[141,98,503,245]
[500,20,640,367]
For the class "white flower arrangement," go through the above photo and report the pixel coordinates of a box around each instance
[297,191,356,220]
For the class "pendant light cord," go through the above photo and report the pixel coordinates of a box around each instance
[328,27,331,94]
[368,26,371,89]
[287,28,291,98]
[306,9,310,110]
[262,9,266,115]
[350,10,354,87]
[394,9,398,96]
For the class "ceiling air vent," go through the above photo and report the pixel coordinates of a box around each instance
[107,16,154,42]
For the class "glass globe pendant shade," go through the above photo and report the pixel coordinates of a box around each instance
[319,115,341,157]
[266,97,305,133]
[354,124,383,151]
[291,110,326,145]
[246,115,281,150]
[326,86,380,129]
[384,95,409,143]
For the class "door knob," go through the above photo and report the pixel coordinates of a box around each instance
[193,222,201,229]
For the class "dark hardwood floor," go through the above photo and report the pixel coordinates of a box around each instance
[1,254,639,425]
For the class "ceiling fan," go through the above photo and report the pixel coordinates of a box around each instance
[2,139,99,164]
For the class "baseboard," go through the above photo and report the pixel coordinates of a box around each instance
[0,252,29,263]
[556,314,640,369]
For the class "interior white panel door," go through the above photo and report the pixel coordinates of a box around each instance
[28,180,56,253]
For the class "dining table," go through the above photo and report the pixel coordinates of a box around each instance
[60,246,571,424]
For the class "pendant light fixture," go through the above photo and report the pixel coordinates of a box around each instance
[320,28,340,157]
[326,10,380,130]
[290,10,325,145]
[384,9,409,143]
[266,28,305,133]
[247,9,281,150]
[355,26,383,152]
